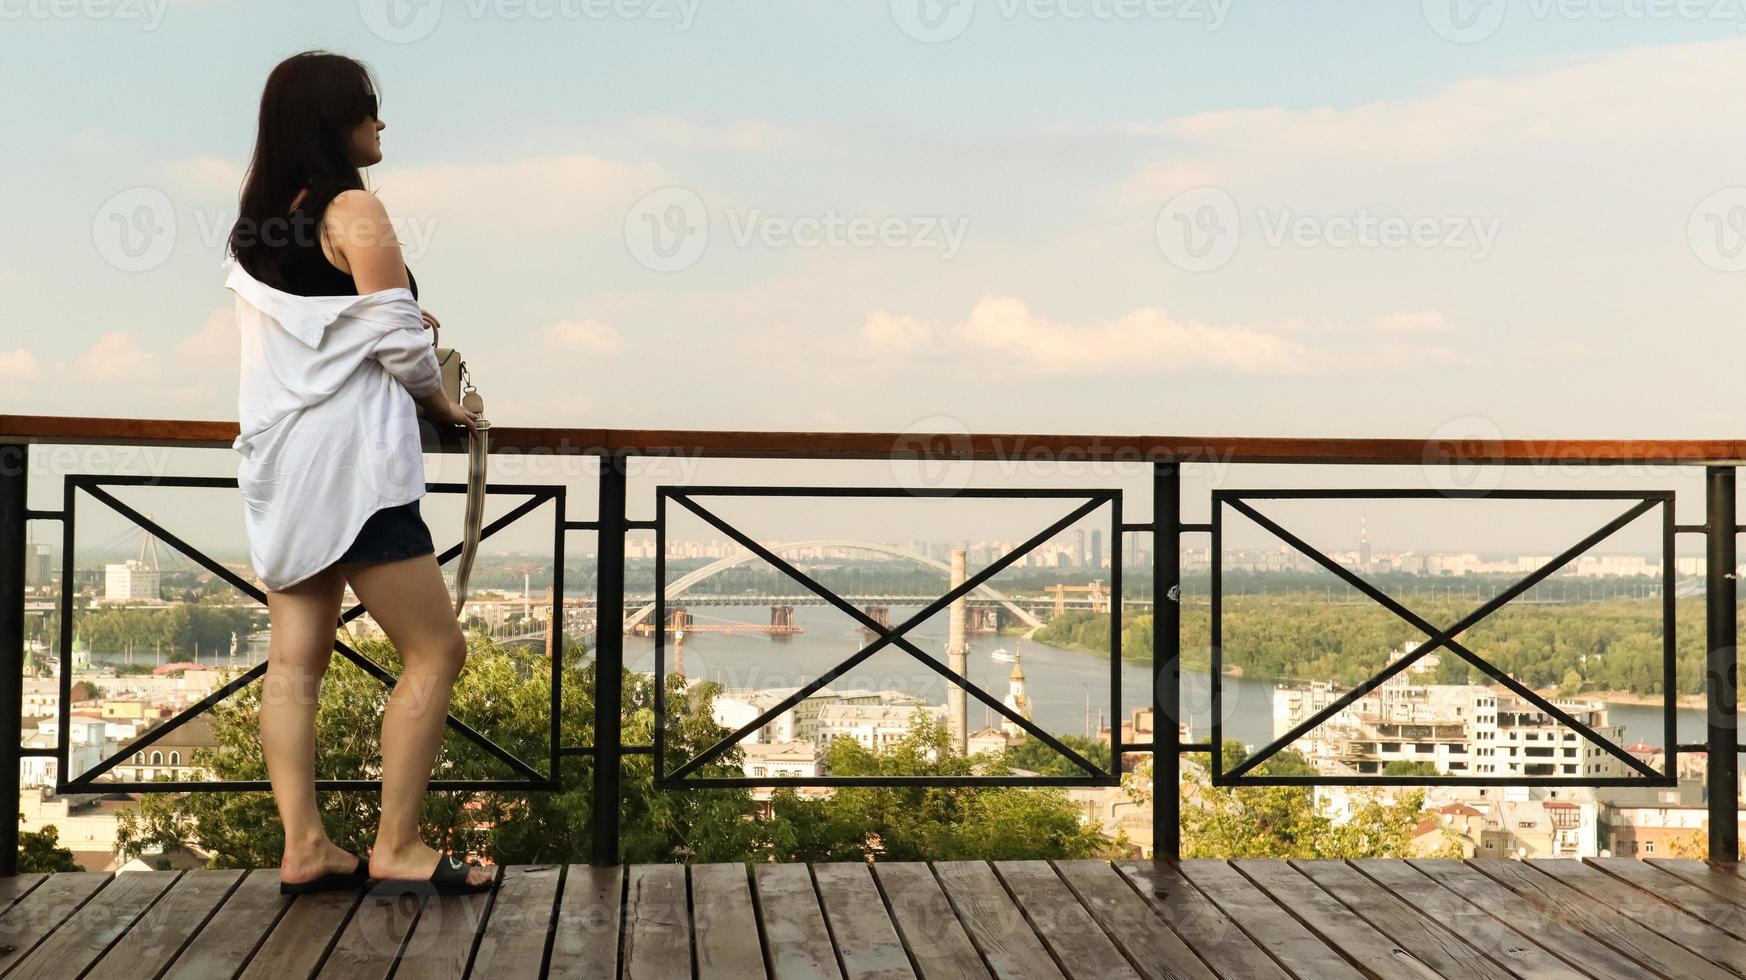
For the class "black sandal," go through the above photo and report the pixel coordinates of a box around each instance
[280,851,369,895]
[368,851,494,896]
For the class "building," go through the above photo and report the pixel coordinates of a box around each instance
[711,687,927,747]
[1000,655,1033,737]
[815,703,945,753]
[21,716,108,789]
[1090,529,1103,570]
[1598,780,1723,857]
[1096,706,1195,773]
[967,727,1011,756]
[27,543,50,588]
[1274,670,1626,779]
[116,714,217,783]
[103,559,160,602]
[19,790,142,871]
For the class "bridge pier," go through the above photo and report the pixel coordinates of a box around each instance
[857,605,891,636]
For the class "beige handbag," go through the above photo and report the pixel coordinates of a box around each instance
[414,324,490,618]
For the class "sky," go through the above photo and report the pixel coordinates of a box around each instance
[5,0,1746,557]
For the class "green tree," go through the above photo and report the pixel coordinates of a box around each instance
[116,634,760,867]
[1181,741,1426,859]
[1559,668,1583,698]
[765,714,1108,862]
[1382,760,1440,778]
[1003,733,1108,777]
[19,824,80,873]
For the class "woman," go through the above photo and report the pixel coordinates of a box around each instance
[225,50,493,895]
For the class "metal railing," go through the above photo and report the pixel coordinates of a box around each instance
[0,416,1741,872]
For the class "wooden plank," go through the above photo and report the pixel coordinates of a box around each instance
[1594,858,1746,936]
[315,886,426,979]
[932,861,1062,980]
[0,875,44,913]
[1647,859,1746,907]
[871,863,990,980]
[1113,861,1290,980]
[240,888,363,980]
[1233,860,1443,980]
[1469,858,1736,980]
[812,864,912,980]
[1052,861,1215,980]
[83,869,243,980]
[0,872,110,974]
[992,862,1137,980]
[164,870,292,980]
[548,864,622,980]
[1177,860,1362,980]
[754,863,841,980]
[692,864,768,979]
[1408,859,1671,980]
[393,870,497,980]
[8,870,180,980]
[470,864,560,979]
[623,864,691,980]
[1527,859,1746,973]
[1289,861,1522,980]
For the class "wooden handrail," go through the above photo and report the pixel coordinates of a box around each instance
[3,413,1746,465]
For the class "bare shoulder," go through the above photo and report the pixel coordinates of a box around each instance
[326,188,389,220]
[323,190,398,256]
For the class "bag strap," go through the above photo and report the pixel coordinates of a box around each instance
[453,420,489,619]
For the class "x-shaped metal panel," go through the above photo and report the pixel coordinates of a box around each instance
[57,475,565,792]
[1212,488,1675,787]
[654,486,1121,788]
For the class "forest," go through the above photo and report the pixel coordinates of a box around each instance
[1036,592,1694,698]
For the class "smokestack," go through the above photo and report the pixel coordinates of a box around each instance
[946,548,969,753]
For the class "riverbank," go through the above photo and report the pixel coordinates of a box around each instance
[1543,687,1705,710]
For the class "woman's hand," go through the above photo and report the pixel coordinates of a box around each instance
[417,390,479,433]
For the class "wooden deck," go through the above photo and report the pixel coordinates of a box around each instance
[1,858,1745,978]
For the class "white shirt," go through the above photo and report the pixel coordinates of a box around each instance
[225,254,443,592]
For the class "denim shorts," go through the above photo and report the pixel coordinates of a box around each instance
[333,498,436,567]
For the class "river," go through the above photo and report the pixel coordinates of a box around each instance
[130,602,1704,760]
[619,604,1706,756]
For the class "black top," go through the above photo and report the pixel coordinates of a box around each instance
[280,190,418,300]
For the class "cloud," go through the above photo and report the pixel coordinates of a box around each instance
[539,319,622,354]
[169,157,244,196]
[860,296,1463,375]
[860,312,936,354]
[0,349,38,383]
[175,308,239,369]
[375,155,668,231]
[74,331,157,383]
[625,116,804,151]
[1116,36,1746,199]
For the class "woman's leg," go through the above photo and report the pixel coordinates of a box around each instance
[262,564,359,883]
[342,552,492,886]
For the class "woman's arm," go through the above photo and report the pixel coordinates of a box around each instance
[325,189,408,292]
[328,191,477,431]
